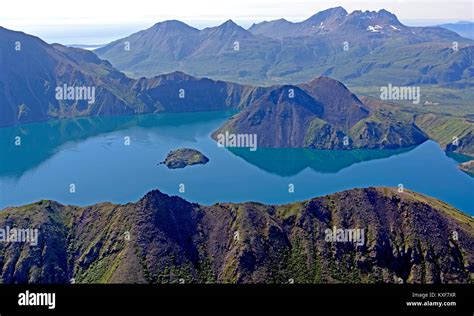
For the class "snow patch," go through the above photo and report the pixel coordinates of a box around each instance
[367,25,383,32]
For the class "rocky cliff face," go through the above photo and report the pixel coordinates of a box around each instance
[0,187,472,284]
[459,160,474,176]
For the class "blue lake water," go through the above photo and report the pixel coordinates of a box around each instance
[0,111,473,215]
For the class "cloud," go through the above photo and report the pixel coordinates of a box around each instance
[1,0,472,25]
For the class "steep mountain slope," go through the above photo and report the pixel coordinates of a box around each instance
[459,160,474,176]
[415,113,474,156]
[213,77,428,149]
[0,27,254,127]
[0,187,472,284]
[0,27,141,126]
[92,20,200,74]
[96,20,280,81]
[300,77,369,130]
[95,8,474,86]
[130,71,255,112]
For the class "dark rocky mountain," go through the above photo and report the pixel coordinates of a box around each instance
[130,71,254,113]
[300,77,369,130]
[213,77,428,149]
[249,7,406,39]
[0,187,472,284]
[95,8,474,86]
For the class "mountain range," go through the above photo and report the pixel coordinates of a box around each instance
[0,26,430,151]
[437,21,474,40]
[1,21,473,154]
[95,7,474,87]
[0,27,252,127]
[0,187,472,284]
[1,12,473,287]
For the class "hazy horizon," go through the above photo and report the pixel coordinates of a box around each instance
[2,19,473,46]
[1,0,473,45]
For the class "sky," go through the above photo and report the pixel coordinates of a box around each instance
[0,0,473,44]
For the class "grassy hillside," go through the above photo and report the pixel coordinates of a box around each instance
[415,114,474,156]
[0,188,472,284]
[351,85,474,118]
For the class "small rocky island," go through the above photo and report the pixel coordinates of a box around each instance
[160,148,209,169]
[459,160,474,176]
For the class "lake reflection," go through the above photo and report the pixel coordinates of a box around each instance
[1,111,473,215]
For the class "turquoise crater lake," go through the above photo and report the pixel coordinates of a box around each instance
[0,111,473,215]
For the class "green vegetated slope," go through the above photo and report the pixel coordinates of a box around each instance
[95,8,474,89]
[351,85,474,118]
[415,114,474,156]
[0,188,472,284]
[359,97,474,158]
